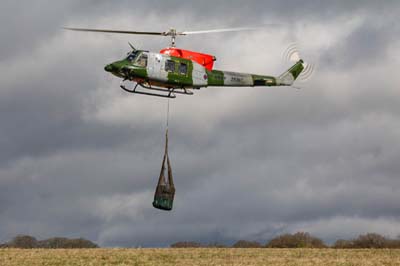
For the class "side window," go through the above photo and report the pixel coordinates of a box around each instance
[136,54,148,67]
[179,63,188,75]
[165,60,175,72]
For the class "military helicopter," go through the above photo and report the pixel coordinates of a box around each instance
[65,27,307,98]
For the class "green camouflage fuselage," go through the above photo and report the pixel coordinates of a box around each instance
[105,50,304,89]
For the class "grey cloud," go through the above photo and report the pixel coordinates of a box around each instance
[1,0,400,247]
[321,20,400,70]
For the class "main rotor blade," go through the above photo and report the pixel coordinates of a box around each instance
[64,27,165,36]
[180,25,278,35]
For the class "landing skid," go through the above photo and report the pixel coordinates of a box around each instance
[120,80,194,99]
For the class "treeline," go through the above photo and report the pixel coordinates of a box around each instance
[3,232,400,249]
[171,232,400,249]
[0,235,98,249]
[333,233,400,249]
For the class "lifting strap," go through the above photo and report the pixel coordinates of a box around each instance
[155,129,174,189]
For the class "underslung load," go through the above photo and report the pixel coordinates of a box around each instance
[152,129,175,211]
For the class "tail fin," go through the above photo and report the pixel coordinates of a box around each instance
[277,59,304,86]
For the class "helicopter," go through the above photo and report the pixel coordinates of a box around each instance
[65,27,306,98]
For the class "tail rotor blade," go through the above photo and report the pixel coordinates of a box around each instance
[299,62,315,81]
[283,43,301,62]
[282,43,316,82]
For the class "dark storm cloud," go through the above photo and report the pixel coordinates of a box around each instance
[0,0,75,60]
[82,0,399,22]
[321,19,400,69]
[1,0,400,246]
[3,0,395,60]
[0,43,131,165]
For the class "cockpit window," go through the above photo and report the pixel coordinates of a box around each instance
[125,51,148,67]
[126,51,139,62]
[134,53,148,67]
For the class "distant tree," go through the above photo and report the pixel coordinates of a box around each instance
[170,241,203,248]
[2,235,98,249]
[387,239,400,249]
[266,232,326,248]
[206,242,227,248]
[38,237,98,249]
[352,233,387,248]
[333,233,400,249]
[38,237,70,248]
[333,239,353,249]
[8,235,38,248]
[65,238,98,248]
[232,240,262,248]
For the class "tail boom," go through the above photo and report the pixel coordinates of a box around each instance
[206,59,304,87]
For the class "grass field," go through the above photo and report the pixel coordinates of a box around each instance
[1,248,400,266]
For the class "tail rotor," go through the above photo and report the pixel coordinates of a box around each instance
[282,43,315,82]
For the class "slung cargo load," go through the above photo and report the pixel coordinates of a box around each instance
[153,130,175,211]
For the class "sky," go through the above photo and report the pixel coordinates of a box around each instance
[1,0,400,247]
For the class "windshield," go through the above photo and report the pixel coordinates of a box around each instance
[125,51,147,67]
[126,50,139,62]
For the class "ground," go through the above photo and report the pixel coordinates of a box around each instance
[1,248,400,266]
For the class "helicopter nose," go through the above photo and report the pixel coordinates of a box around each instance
[104,64,114,72]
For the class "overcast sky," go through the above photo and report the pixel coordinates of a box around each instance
[1,0,400,247]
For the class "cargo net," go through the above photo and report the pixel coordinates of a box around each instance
[153,129,175,211]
